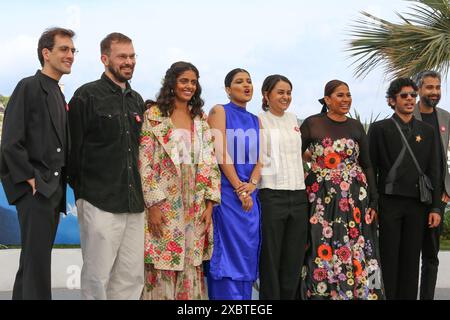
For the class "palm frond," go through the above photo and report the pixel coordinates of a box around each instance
[349,109,383,132]
[347,0,450,80]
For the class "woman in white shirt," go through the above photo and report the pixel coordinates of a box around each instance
[258,75,309,300]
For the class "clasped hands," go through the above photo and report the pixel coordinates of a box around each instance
[235,181,256,212]
[147,200,213,239]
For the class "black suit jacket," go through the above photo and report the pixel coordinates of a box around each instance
[0,71,68,212]
[368,115,441,213]
[413,104,450,196]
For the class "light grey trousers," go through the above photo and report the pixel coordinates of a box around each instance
[77,199,144,300]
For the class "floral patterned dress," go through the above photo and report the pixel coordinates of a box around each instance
[139,106,221,300]
[300,113,384,300]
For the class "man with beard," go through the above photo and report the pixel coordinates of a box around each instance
[0,27,76,300]
[413,71,450,300]
[368,78,441,300]
[68,33,145,300]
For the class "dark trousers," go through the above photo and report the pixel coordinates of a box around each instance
[420,201,445,300]
[258,189,309,300]
[12,185,63,300]
[379,194,427,300]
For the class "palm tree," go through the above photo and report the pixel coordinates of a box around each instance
[347,0,450,80]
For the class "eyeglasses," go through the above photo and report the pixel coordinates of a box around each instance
[116,54,137,62]
[53,46,79,55]
[397,92,418,99]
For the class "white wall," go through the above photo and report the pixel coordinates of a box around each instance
[0,249,83,291]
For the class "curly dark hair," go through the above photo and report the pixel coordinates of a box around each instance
[261,74,293,111]
[146,61,205,118]
[386,78,418,109]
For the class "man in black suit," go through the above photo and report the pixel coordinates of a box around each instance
[368,78,441,300]
[413,71,450,300]
[0,27,76,300]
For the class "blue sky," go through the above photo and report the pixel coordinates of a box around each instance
[0,0,448,121]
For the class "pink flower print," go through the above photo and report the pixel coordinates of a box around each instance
[333,265,342,275]
[322,138,333,148]
[162,158,171,169]
[317,157,325,168]
[167,241,182,254]
[331,172,342,185]
[339,198,350,212]
[162,252,172,261]
[177,292,189,300]
[196,174,210,186]
[309,193,316,203]
[340,181,350,192]
[313,268,328,282]
[311,182,320,193]
[323,226,333,239]
[357,236,366,247]
[346,139,355,149]
[163,129,173,144]
[140,135,151,145]
[349,227,360,239]
[147,272,157,286]
[324,146,335,156]
[149,244,155,256]
[310,215,319,224]
[336,246,352,264]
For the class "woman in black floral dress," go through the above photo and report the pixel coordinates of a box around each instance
[300,80,384,300]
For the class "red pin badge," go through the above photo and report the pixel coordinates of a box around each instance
[441,125,446,133]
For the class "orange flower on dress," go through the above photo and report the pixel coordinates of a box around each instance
[318,244,333,261]
[324,153,341,169]
[353,259,363,278]
[353,207,362,224]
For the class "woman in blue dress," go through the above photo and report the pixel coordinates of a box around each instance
[206,68,262,300]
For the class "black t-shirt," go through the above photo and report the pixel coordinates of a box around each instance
[421,111,444,190]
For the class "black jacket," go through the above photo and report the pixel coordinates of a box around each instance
[68,73,145,213]
[368,114,441,213]
[0,70,68,212]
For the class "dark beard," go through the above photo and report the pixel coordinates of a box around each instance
[108,65,133,83]
[422,96,441,108]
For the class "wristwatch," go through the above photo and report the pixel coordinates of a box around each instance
[250,179,258,186]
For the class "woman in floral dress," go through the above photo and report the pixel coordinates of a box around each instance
[139,62,221,300]
[300,80,384,300]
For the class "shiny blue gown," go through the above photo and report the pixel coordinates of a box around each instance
[207,102,261,300]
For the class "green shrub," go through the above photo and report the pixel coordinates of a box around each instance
[442,210,450,240]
